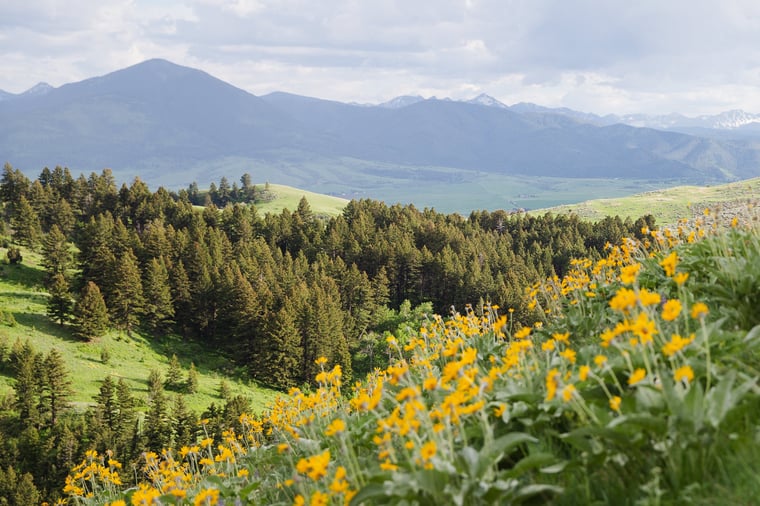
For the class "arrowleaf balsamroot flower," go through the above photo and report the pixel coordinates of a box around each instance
[620,263,641,284]
[662,333,695,357]
[628,368,647,386]
[691,302,709,319]
[674,365,695,383]
[660,251,679,277]
[325,418,346,437]
[661,299,682,321]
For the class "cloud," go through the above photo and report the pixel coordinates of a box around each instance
[2,0,760,114]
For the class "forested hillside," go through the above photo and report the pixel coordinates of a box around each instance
[0,163,651,501]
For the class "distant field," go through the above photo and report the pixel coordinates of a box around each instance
[534,177,760,225]
[0,246,279,414]
[254,183,349,217]
[156,154,689,215]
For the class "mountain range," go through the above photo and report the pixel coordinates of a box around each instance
[1,58,760,210]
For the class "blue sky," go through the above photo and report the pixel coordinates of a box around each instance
[2,0,760,115]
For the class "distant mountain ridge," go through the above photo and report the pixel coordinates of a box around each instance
[2,58,760,197]
[376,94,760,133]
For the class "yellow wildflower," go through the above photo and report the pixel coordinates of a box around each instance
[631,312,657,345]
[661,299,682,321]
[690,302,709,319]
[579,365,590,381]
[561,384,576,403]
[674,365,695,383]
[310,490,329,506]
[560,348,577,364]
[660,251,678,277]
[541,339,556,352]
[609,287,637,313]
[513,327,531,339]
[131,484,160,505]
[379,459,398,471]
[620,263,641,284]
[628,368,646,386]
[420,440,437,462]
[673,272,689,285]
[325,418,346,437]
[194,489,220,506]
[662,333,695,357]
[638,288,661,307]
[609,395,622,412]
[545,368,560,401]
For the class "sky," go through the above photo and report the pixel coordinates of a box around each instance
[2,0,760,116]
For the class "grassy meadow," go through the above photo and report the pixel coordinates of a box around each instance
[253,183,349,217]
[66,205,760,505]
[537,177,760,224]
[0,244,278,414]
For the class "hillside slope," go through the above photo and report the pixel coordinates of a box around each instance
[535,177,760,224]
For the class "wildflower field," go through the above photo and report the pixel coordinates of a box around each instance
[66,207,760,505]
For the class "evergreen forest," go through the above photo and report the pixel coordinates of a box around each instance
[0,162,653,502]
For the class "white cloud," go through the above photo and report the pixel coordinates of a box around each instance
[2,0,760,114]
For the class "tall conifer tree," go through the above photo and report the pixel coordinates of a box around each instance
[110,248,144,336]
[73,282,109,341]
[46,273,71,325]
[143,257,174,333]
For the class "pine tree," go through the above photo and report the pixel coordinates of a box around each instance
[172,395,197,448]
[218,379,231,401]
[261,301,303,389]
[96,375,119,431]
[110,248,144,336]
[73,282,109,341]
[147,369,164,401]
[169,260,192,336]
[12,195,42,248]
[41,348,72,427]
[143,257,174,333]
[14,347,41,429]
[143,386,171,453]
[41,225,71,283]
[165,354,182,390]
[186,362,199,394]
[47,273,72,325]
[115,378,137,452]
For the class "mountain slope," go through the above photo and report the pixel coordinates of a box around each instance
[2,59,760,197]
[0,59,307,173]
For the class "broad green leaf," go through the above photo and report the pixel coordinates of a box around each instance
[503,452,558,478]
[742,324,760,346]
[350,482,388,505]
[511,483,564,503]
[705,371,756,429]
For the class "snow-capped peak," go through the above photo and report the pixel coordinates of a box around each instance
[704,110,760,129]
[21,82,54,97]
[378,95,425,109]
[466,93,508,108]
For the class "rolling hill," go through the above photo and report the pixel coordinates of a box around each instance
[534,177,760,225]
